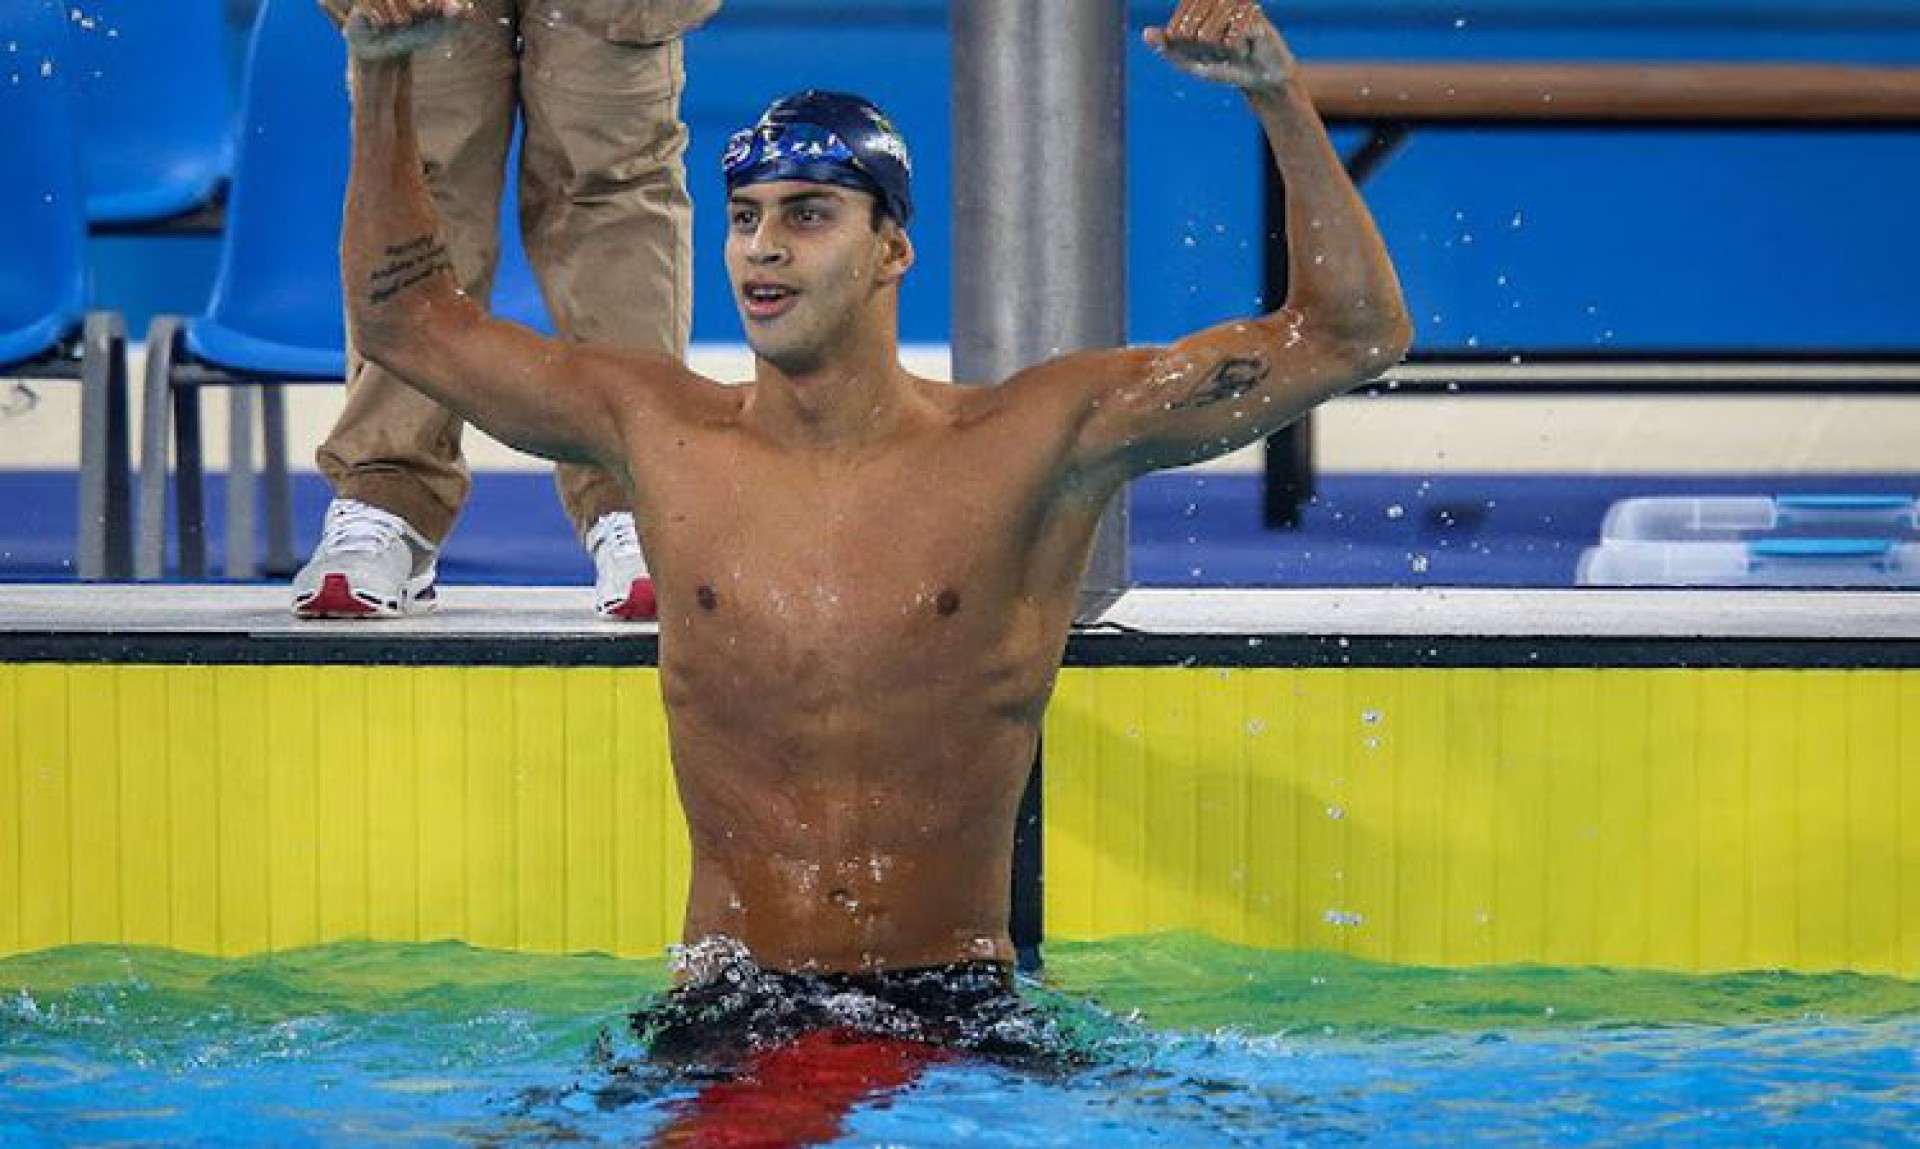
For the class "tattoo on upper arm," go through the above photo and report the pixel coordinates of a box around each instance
[1169,356,1268,410]
[368,235,454,304]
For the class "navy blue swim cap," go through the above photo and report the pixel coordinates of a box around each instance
[723,91,914,225]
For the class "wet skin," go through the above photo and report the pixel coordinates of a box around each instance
[339,0,1410,976]
[618,177,1127,973]
[633,368,1112,973]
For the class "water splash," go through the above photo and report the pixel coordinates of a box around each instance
[8,940,1920,1147]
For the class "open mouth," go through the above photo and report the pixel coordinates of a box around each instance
[742,283,799,320]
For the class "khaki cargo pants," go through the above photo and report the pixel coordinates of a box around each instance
[318,0,717,544]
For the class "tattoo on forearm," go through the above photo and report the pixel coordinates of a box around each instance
[367,235,453,304]
[1170,357,1268,410]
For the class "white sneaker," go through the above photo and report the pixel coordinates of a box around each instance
[290,499,439,618]
[585,511,656,621]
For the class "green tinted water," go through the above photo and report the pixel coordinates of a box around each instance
[5,935,1919,1147]
[1051,932,1920,1034]
[16,933,1919,1044]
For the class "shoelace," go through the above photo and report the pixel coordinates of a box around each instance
[320,500,410,556]
[590,513,642,559]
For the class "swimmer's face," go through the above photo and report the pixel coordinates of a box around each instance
[726,181,913,374]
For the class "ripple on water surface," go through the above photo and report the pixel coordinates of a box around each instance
[3,935,1919,1148]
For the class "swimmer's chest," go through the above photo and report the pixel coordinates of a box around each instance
[639,427,1075,645]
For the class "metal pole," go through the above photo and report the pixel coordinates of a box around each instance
[953,0,1130,974]
[952,0,1129,617]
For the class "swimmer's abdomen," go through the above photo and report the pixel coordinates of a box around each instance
[659,614,1044,974]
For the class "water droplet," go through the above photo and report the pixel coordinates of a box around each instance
[1385,504,1404,520]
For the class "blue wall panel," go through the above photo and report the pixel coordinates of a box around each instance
[1364,128,1920,353]
[121,2,1916,357]
[690,1,1920,35]
[681,22,1265,347]
[684,1,1920,354]
[682,26,954,344]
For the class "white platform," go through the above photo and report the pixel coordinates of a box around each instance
[1,585,1914,641]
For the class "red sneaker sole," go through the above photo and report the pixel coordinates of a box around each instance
[295,573,385,618]
[604,578,658,621]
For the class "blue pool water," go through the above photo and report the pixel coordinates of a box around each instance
[4,936,1920,1147]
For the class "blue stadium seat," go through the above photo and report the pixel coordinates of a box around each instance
[138,0,349,579]
[68,0,233,227]
[0,0,132,579]
[136,0,553,579]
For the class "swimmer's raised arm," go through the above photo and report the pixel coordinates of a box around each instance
[341,21,679,468]
[1056,0,1411,484]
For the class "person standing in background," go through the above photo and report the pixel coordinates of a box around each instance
[295,0,719,620]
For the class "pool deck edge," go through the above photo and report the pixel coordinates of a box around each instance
[0,585,1914,667]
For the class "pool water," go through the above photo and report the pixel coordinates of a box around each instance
[4,934,1919,1147]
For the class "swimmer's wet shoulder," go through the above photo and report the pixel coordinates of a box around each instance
[336,0,1406,987]
[631,379,1106,978]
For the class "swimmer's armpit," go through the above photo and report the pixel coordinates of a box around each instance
[1166,356,1268,411]
[366,234,454,305]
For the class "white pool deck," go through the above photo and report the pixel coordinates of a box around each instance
[1,585,1914,641]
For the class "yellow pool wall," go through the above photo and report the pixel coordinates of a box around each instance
[4,661,1916,976]
[1045,666,1920,977]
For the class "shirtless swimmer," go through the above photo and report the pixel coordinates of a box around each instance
[337,0,1409,1053]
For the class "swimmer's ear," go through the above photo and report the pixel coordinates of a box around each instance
[878,223,915,285]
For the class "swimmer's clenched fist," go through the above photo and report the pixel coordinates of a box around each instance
[333,0,1409,983]
[1145,0,1296,92]
[332,0,473,60]
[340,0,470,30]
